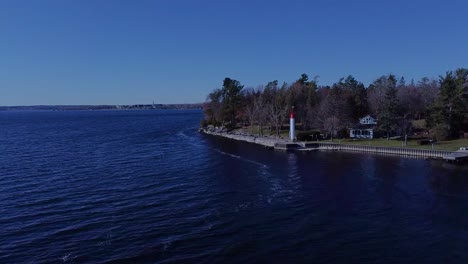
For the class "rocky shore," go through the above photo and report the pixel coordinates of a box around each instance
[199,126,290,148]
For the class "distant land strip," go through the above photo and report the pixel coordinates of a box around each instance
[0,104,203,111]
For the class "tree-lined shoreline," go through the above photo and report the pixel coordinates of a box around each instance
[202,69,468,143]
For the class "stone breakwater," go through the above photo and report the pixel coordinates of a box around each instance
[199,127,289,148]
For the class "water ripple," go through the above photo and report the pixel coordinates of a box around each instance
[1,110,468,263]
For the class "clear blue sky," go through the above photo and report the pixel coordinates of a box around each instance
[1,0,467,105]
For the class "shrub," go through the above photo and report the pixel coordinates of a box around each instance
[296,131,321,141]
[200,119,222,128]
[337,128,349,138]
[417,139,431,145]
[200,119,209,128]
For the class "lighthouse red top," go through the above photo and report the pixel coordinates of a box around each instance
[290,107,295,118]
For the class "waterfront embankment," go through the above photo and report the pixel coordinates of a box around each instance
[200,127,290,148]
[200,128,467,162]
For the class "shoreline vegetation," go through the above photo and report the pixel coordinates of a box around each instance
[200,71,467,162]
[201,71,468,153]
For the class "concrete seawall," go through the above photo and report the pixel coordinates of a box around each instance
[200,129,456,160]
[309,142,453,159]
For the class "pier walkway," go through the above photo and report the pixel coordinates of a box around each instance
[443,150,468,163]
[274,141,457,160]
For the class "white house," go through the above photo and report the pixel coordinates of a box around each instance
[349,115,377,139]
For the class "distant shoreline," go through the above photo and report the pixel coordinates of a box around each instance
[0,104,203,111]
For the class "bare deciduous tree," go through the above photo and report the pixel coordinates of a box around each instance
[265,86,288,137]
[323,116,340,141]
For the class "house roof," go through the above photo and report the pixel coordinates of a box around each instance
[359,114,376,119]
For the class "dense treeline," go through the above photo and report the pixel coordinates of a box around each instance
[202,69,468,141]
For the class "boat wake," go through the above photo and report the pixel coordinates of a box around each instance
[212,149,269,169]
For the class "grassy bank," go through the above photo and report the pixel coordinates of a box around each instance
[318,138,467,151]
[238,126,467,151]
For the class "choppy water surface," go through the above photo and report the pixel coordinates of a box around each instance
[1,110,467,263]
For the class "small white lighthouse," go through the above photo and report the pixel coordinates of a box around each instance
[289,106,295,141]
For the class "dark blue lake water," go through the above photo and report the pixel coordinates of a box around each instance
[1,110,468,263]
